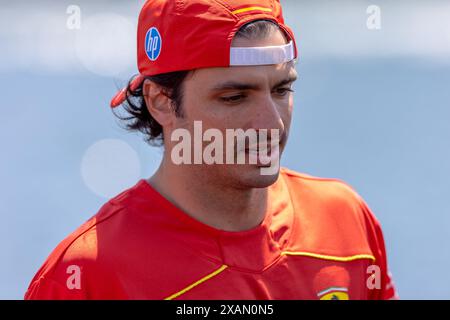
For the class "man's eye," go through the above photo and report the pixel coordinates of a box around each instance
[219,94,246,104]
[274,87,294,96]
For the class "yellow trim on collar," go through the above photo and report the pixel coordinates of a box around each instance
[164,265,228,300]
[281,251,376,263]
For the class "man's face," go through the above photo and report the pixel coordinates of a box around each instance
[168,28,298,188]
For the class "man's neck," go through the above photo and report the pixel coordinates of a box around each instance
[147,160,269,232]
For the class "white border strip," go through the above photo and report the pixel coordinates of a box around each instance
[317,286,348,297]
[230,41,295,66]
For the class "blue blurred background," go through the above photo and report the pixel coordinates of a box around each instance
[1,0,449,299]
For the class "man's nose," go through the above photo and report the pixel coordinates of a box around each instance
[251,94,285,135]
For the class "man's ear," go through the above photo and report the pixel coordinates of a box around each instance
[142,79,174,126]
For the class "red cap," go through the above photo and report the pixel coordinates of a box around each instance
[110,0,298,108]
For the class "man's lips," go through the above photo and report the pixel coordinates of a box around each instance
[245,147,271,153]
[244,145,280,166]
[244,142,280,154]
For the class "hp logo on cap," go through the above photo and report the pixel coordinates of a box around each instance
[145,27,162,61]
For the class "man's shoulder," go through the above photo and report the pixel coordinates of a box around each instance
[25,180,154,295]
[50,182,146,259]
[25,179,216,299]
[279,167,381,253]
[280,167,364,206]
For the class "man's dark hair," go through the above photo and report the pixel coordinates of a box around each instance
[113,71,189,146]
[113,20,284,146]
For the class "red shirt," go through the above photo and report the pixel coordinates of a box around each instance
[25,168,397,300]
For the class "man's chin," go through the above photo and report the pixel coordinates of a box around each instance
[231,164,280,189]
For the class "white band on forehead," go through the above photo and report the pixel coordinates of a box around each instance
[230,41,295,66]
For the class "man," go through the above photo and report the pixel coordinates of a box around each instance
[25,0,397,300]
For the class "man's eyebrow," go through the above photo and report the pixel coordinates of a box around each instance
[210,81,260,91]
[274,74,298,88]
[210,74,298,92]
